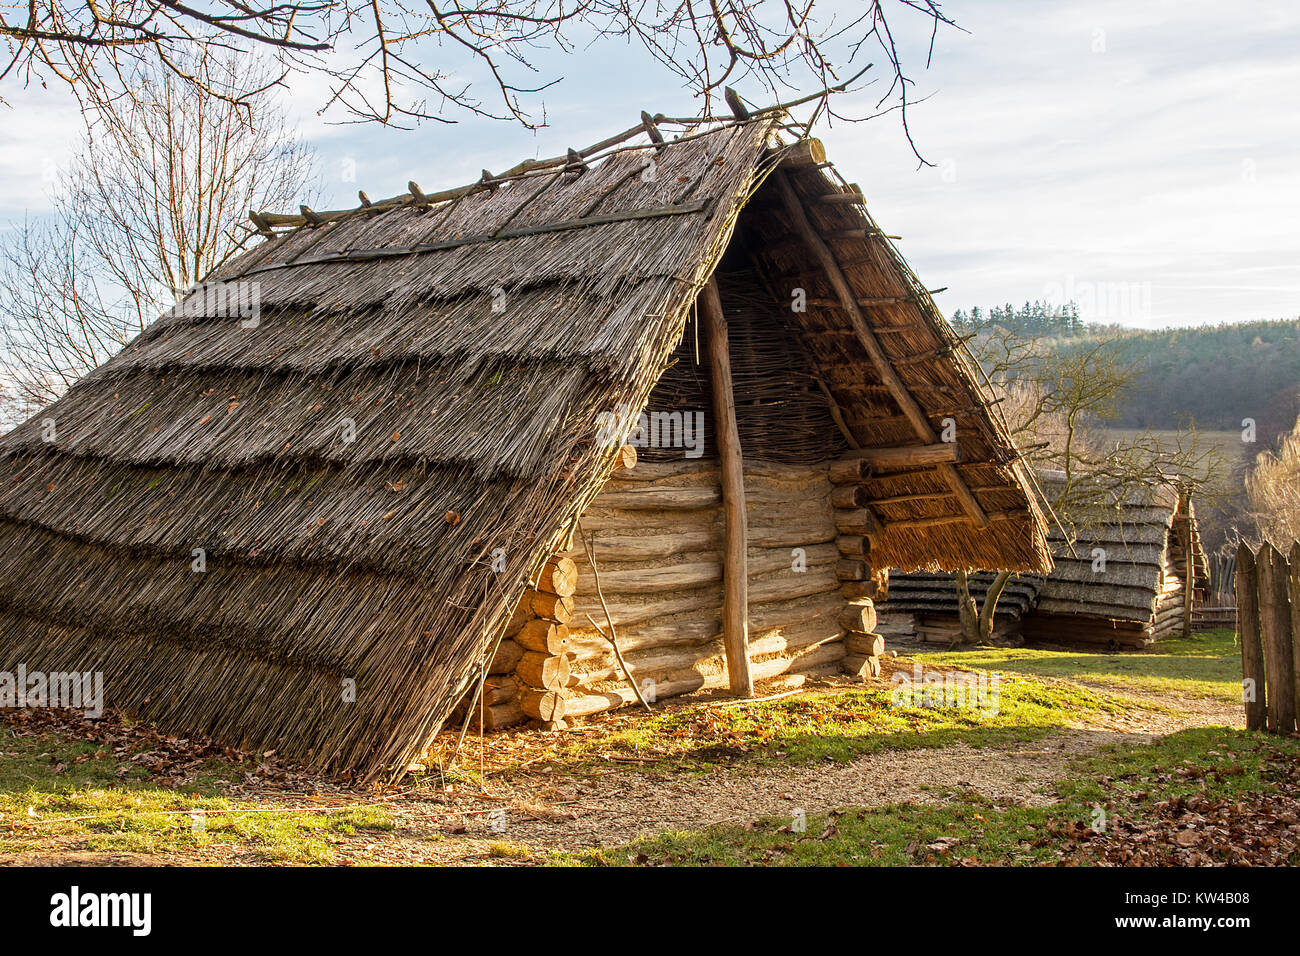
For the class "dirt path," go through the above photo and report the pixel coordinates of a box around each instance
[355,730,1092,865]
[334,682,1241,865]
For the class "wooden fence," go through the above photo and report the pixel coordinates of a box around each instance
[1234,542,1300,733]
[1193,548,1238,627]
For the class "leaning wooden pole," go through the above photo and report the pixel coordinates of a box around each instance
[701,277,753,697]
[771,170,988,529]
[1235,544,1267,732]
[1257,543,1296,734]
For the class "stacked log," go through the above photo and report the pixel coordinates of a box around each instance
[455,597,530,730]
[874,609,918,641]
[1022,613,1153,649]
[515,557,578,729]
[452,555,577,730]
[1151,547,1189,642]
[839,603,883,679]
[911,613,1020,646]
[828,454,885,680]
[557,459,849,714]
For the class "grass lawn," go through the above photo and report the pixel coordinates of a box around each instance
[563,728,1300,866]
[529,665,1165,773]
[913,628,1240,703]
[0,719,393,863]
[0,630,1259,866]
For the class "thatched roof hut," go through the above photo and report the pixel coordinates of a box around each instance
[879,471,1208,648]
[1025,473,1207,647]
[0,109,1048,780]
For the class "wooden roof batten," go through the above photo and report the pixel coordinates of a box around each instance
[769,169,991,530]
[247,79,867,235]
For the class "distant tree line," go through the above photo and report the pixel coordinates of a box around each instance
[1103,320,1300,437]
[950,300,1085,337]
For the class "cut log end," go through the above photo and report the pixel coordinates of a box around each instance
[515,619,572,655]
[537,556,579,597]
[842,653,882,681]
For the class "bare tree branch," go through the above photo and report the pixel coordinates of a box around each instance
[0,49,318,424]
[2,0,957,144]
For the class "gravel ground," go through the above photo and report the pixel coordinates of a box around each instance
[331,681,1241,865]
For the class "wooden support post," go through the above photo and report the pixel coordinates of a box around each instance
[1257,543,1296,734]
[772,170,988,528]
[1181,495,1194,639]
[1234,544,1266,730]
[701,276,753,697]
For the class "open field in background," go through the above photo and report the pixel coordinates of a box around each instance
[1102,429,1247,478]
[0,627,1278,867]
[1097,429,1248,504]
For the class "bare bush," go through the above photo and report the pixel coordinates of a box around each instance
[1247,420,1300,546]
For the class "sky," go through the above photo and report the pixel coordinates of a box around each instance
[1,0,1297,328]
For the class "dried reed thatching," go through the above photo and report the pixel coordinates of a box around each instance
[0,111,1048,780]
[1034,472,1206,622]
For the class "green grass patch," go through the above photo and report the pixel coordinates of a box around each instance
[0,725,393,864]
[560,728,1300,866]
[546,668,1158,772]
[915,628,1239,703]
[488,841,535,861]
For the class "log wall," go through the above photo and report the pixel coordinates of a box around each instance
[561,457,849,714]
[451,453,887,728]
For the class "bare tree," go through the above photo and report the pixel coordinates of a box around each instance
[0,51,317,423]
[1247,419,1300,546]
[950,329,1225,645]
[0,0,957,149]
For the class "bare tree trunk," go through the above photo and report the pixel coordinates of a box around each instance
[955,570,980,644]
[979,570,1014,643]
[952,569,1014,645]
[0,50,317,425]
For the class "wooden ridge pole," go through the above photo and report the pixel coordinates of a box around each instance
[701,277,753,697]
[1235,544,1266,731]
[771,170,988,529]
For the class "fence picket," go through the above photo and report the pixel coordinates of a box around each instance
[1258,545,1297,732]
[1235,544,1268,732]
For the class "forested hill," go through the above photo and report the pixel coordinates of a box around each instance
[1102,319,1300,433]
[952,305,1300,436]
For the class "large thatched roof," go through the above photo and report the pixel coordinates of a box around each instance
[0,111,1047,780]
